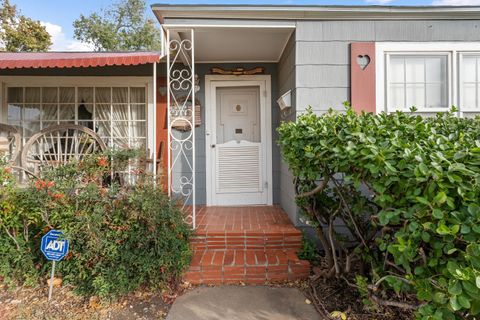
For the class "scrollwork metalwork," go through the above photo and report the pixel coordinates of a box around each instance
[167,29,196,228]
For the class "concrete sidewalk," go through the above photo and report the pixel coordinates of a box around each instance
[167,286,320,320]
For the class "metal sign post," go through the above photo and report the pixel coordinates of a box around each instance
[40,230,69,301]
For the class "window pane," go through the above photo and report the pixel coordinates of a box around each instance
[8,104,22,121]
[112,105,128,121]
[78,104,93,120]
[130,87,146,103]
[113,138,129,149]
[461,55,479,109]
[8,87,23,103]
[130,104,146,120]
[96,87,111,103]
[426,83,446,108]
[389,84,405,110]
[390,57,405,83]
[463,57,477,82]
[78,87,93,103]
[131,122,146,138]
[112,122,129,137]
[96,121,111,137]
[78,120,94,130]
[43,104,58,121]
[406,84,425,108]
[22,122,41,138]
[463,83,476,108]
[25,87,41,103]
[42,121,58,129]
[112,87,128,103]
[24,104,41,121]
[406,58,425,83]
[42,87,58,103]
[59,104,75,121]
[95,104,111,121]
[59,87,75,103]
[426,57,447,83]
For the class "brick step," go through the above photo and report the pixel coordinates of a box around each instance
[184,249,310,285]
[190,230,303,251]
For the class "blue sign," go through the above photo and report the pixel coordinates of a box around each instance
[41,230,69,261]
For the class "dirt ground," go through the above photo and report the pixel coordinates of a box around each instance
[0,283,175,320]
[303,277,415,320]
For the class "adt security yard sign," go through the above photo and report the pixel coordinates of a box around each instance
[41,230,69,300]
[41,230,69,261]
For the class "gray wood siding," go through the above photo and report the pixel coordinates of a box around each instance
[277,33,300,224]
[295,20,480,113]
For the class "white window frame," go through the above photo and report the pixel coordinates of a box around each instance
[459,52,480,112]
[376,42,480,116]
[0,76,154,155]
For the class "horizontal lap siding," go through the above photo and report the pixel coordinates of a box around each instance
[277,33,300,225]
[295,20,480,115]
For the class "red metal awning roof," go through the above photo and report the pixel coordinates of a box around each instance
[0,52,162,69]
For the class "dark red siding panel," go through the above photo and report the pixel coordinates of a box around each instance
[351,42,376,113]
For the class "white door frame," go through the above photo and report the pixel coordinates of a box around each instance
[205,75,273,206]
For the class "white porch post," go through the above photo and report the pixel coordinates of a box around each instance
[152,62,157,181]
[167,28,196,229]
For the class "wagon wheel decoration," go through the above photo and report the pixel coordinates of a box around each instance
[21,124,107,175]
[0,123,22,164]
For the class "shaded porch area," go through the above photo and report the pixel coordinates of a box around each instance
[185,206,310,285]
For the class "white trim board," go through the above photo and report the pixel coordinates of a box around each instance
[375,42,480,115]
[205,75,273,206]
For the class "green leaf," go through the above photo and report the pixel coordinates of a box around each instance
[416,197,431,206]
[448,280,462,295]
[432,209,444,219]
[471,300,480,315]
[433,292,447,304]
[436,224,451,235]
[458,294,471,309]
[419,163,429,175]
[450,296,462,311]
[476,276,480,289]
[446,248,458,255]
[433,191,447,205]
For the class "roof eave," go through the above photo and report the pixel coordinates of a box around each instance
[151,4,480,22]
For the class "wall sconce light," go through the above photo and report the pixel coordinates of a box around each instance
[277,90,292,119]
[277,90,292,111]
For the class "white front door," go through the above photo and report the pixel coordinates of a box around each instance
[205,76,272,206]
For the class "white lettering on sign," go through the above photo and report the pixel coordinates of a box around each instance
[46,240,65,252]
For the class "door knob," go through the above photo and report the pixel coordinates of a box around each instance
[211,144,216,148]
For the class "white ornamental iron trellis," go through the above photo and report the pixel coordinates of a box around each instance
[167,29,196,228]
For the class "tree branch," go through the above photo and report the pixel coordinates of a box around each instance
[2,225,21,251]
[370,294,421,311]
[295,175,330,199]
[330,176,367,247]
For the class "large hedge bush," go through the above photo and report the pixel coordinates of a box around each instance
[0,153,191,297]
[278,106,480,319]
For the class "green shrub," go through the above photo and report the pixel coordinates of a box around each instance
[0,153,191,297]
[297,234,320,264]
[278,106,480,319]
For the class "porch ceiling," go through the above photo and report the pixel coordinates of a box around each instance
[172,26,294,63]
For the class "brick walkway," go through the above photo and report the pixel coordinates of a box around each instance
[184,206,310,285]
